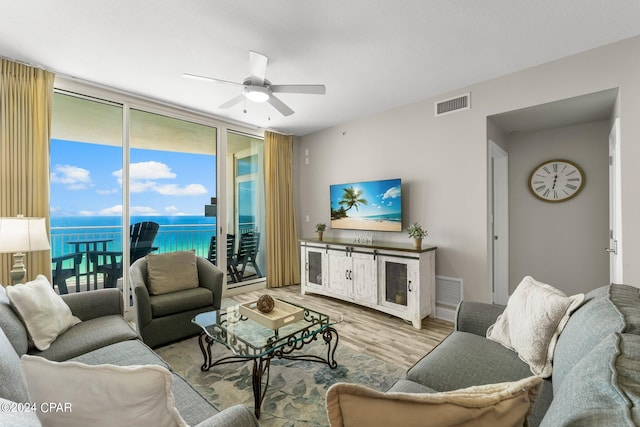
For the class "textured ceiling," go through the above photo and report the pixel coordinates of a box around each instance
[1,1,639,136]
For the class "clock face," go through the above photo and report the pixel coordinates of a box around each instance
[529,159,585,202]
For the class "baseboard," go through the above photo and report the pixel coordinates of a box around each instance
[435,305,457,323]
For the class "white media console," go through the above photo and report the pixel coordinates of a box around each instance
[299,238,436,329]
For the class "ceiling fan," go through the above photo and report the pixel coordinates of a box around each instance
[183,51,326,116]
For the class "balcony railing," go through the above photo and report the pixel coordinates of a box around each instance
[50,222,258,291]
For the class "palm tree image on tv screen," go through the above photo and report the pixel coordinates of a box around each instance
[330,178,402,232]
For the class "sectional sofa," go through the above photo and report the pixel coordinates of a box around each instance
[373,282,640,426]
[0,285,258,427]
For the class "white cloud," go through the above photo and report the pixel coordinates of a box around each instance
[99,205,123,215]
[114,161,208,196]
[130,206,159,215]
[97,188,119,195]
[154,183,208,196]
[51,165,92,190]
[382,186,401,200]
[113,161,176,181]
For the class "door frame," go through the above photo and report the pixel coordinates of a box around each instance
[489,140,509,304]
[608,118,623,283]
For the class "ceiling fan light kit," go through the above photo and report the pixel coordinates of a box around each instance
[244,85,270,103]
[184,51,326,117]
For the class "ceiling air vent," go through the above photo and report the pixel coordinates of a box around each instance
[435,93,471,117]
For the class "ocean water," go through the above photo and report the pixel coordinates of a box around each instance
[50,215,228,258]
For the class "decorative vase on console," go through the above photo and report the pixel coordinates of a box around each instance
[407,222,428,249]
[315,223,326,241]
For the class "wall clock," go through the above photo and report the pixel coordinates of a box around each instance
[529,159,585,202]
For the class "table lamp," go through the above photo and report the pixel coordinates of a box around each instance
[0,215,51,284]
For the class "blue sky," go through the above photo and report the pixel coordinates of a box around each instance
[330,178,401,218]
[50,140,216,217]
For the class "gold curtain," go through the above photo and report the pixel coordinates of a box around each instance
[264,130,300,287]
[0,59,55,285]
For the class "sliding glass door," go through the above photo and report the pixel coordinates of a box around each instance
[50,86,266,301]
[50,92,124,294]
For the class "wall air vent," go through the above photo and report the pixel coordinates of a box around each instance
[436,276,463,308]
[435,93,471,117]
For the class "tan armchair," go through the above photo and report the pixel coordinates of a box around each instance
[129,252,223,348]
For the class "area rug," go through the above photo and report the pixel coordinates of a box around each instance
[156,335,405,427]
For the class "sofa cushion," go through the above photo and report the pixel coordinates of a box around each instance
[408,331,535,389]
[21,354,188,427]
[405,330,554,425]
[552,284,640,395]
[147,250,199,295]
[0,327,29,403]
[71,339,169,368]
[29,315,138,361]
[150,287,213,318]
[326,376,542,427]
[540,333,640,427]
[387,379,437,394]
[0,285,30,355]
[486,276,584,377]
[6,275,81,351]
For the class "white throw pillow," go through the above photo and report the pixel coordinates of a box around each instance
[6,275,80,351]
[486,276,584,377]
[21,355,188,427]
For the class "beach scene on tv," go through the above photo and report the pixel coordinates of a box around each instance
[330,178,402,232]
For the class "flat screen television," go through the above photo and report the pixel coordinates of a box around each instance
[330,178,402,232]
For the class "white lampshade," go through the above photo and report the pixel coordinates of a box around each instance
[0,216,51,253]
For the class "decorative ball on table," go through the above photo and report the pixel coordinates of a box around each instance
[256,294,275,313]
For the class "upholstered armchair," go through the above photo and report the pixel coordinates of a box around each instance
[129,251,224,348]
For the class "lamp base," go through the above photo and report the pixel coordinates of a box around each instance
[9,252,26,284]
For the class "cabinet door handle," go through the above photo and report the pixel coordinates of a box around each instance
[345,270,349,280]
[349,270,352,280]
[408,280,412,292]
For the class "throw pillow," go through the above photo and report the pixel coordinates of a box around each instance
[6,275,81,351]
[326,376,542,427]
[146,250,199,295]
[21,354,188,427]
[486,276,585,377]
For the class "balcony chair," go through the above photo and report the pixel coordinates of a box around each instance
[130,251,224,348]
[231,231,263,281]
[89,221,159,288]
[207,234,239,282]
[51,252,83,294]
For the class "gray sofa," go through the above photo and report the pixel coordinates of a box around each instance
[388,283,640,426]
[0,286,258,427]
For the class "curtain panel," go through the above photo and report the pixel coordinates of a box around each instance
[264,131,300,287]
[0,59,54,285]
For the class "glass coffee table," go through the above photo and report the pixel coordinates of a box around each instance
[192,299,341,418]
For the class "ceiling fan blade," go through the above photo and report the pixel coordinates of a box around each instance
[270,84,326,95]
[249,51,268,85]
[182,73,243,87]
[267,94,294,116]
[218,94,245,109]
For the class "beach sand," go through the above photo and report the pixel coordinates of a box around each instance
[331,218,402,232]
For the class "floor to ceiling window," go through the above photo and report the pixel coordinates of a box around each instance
[50,92,123,294]
[226,131,266,288]
[49,82,266,301]
[129,109,217,261]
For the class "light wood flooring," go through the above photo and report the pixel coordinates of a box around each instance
[230,285,454,371]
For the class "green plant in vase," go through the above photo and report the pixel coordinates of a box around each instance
[315,223,327,241]
[407,222,428,249]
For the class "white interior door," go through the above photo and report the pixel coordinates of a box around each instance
[608,118,623,284]
[489,141,509,304]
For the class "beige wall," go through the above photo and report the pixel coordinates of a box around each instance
[296,35,640,302]
[508,121,610,295]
